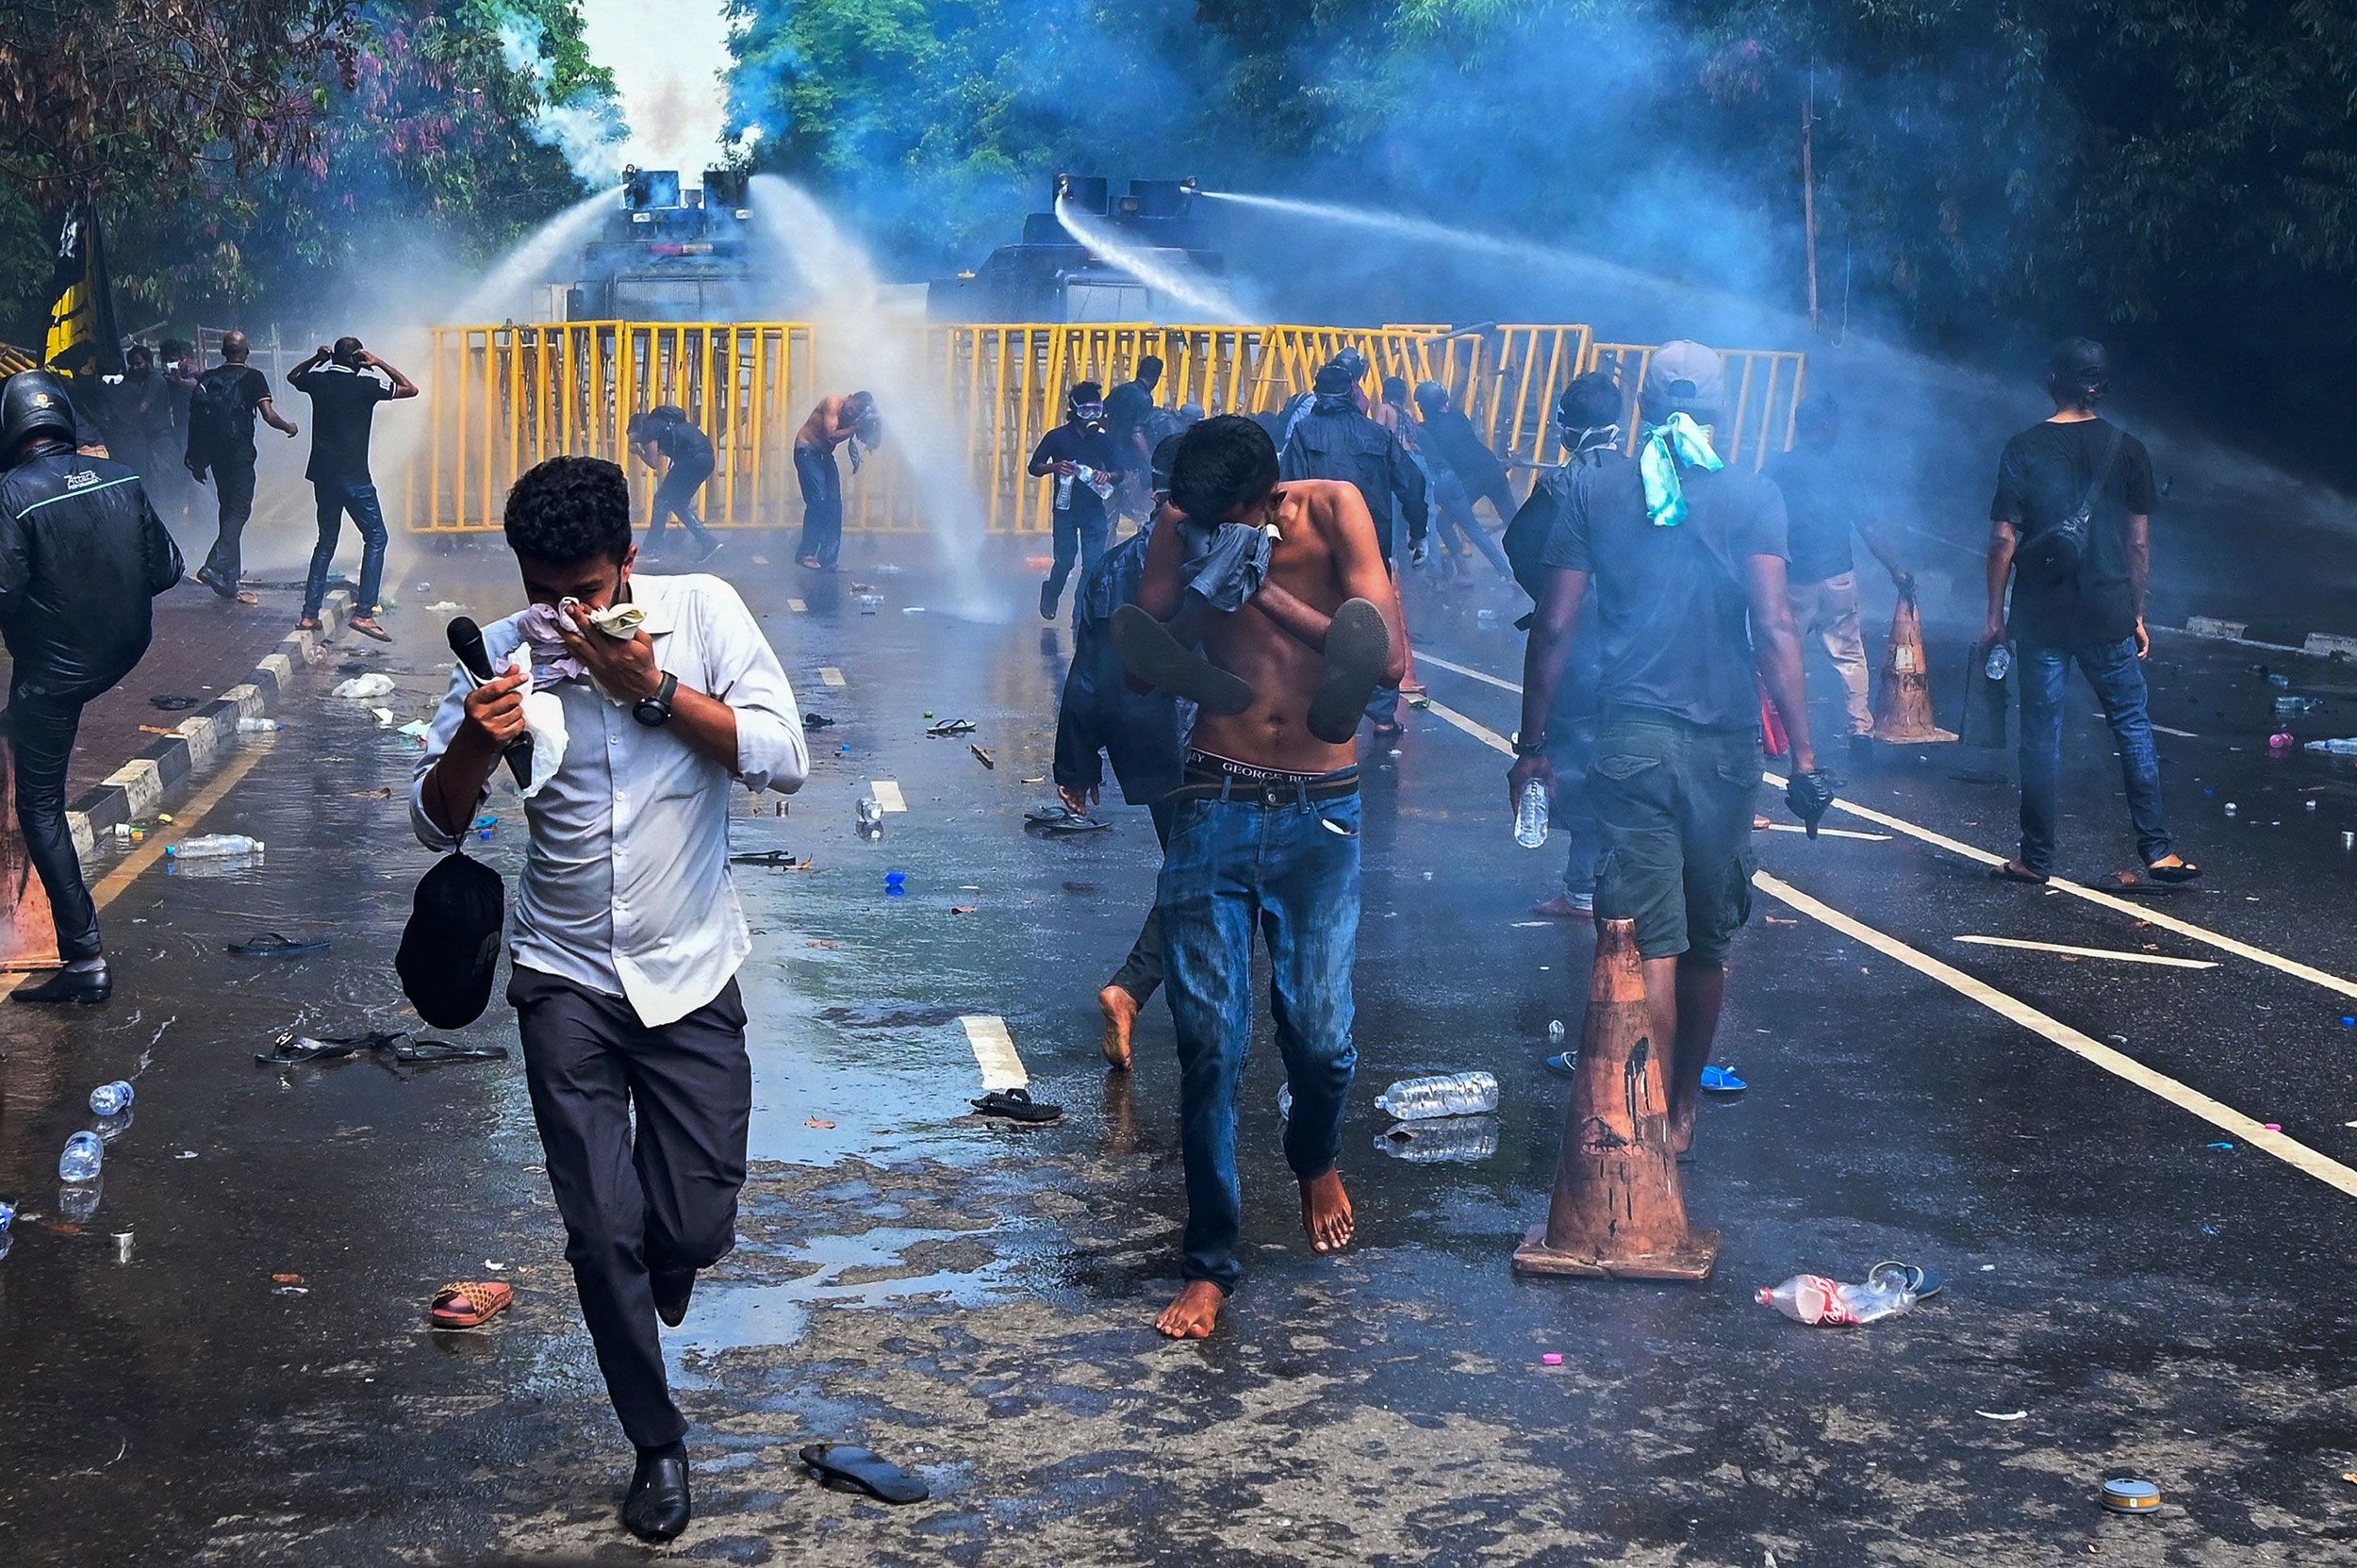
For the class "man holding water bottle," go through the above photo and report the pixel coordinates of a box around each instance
[1508,342,1834,1154]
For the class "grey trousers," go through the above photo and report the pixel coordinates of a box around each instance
[510,966,751,1449]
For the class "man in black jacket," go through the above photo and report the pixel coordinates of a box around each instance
[0,371,185,1003]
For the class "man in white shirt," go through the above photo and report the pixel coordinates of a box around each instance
[411,455,806,1543]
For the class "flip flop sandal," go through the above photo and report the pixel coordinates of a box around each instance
[148,695,199,711]
[926,719,977,736]
[803,712,837,729]
[2102,870,2171,897]
[386,1041,509,1065]
[430,1279,513,1329]
[1111,604,1255,716]
[2147,860,2202,884]
[969,1087,1063,1123]
[1543,1051,1577,1078]
[1700,1065,1748,1095]
[228,932,329,958]
[730,850,803,867]
[254,1037,359,1065]
[1989,861,2050,884]
[798,1443,929,1505]
[1869,1261,1942,1300]
[1024,806,1110,833]
[1308,598,1392,745]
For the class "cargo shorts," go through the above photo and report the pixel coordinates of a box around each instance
[1590,711,1760,964]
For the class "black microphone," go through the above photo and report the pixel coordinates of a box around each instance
[447,616,535,790]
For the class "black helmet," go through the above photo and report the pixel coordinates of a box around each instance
[1413,379,1449,415]
[1555,371,1623,437]
[1328,346,1369,379]
[1,371,78,455]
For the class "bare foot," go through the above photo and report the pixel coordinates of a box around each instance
[1097,984,1138,1071]
[1300,1168,1355,1253]
[1667,1098,1696,1156]
[1156,1280,1227,1339]
[1528,892,1593,918]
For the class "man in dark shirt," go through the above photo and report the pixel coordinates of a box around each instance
[1056,434,1188,1072]
[289,337,414,641]
[184,330,297,605]
[1509,341,1832,1153]
[1280,361,1426,733]
[1765,396,1912,751]
[629,405,721,563]
[1103,355,1163,525]
[1030,381,1123,621]
[1985,338,2194,887]
[1411,380,1519,526]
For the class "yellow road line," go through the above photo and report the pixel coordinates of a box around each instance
[1415,674,2357,1199]
[1953,933,2218,969]
[1415,650,2357,1003]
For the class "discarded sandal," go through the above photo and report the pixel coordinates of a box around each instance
[430,1279,513,1329]
[970,1087,1063,1124]
[803,712,837,729]
[799,1443,929,1505]
[1988,861,2049,884]
[1023,805,1111,834]
[148,694,199,711]
[228,932,329,958]
[384,1040,508,1065]
[1700,1065,1748,1095]
[1542,1051,1576,1079]
[255,1037,360,1066]
[729,850,803,867]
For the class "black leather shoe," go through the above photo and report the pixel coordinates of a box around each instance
[652,1269,694,1329]
[622,1448,691,1543]
[12,964,110,1006]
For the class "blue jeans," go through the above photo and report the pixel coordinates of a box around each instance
[649,453,714,553]
[794,445,842,567]
[1158,784,1361,1292]
[2017,636,2172,873]
[1046,506,1110,605]
[305,479,387,619]
[1545,711,1602,899]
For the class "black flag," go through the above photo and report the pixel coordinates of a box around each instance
[40,200,122,377]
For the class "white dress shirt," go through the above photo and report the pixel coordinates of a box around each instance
[411,573,807,1026]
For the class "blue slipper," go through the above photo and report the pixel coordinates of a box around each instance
[1543,1052,1576,1078]
[1700,1065,1746,1095]
[1871,1260,1942,1299]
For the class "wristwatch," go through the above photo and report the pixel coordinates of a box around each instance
[1511,732,1548,757]
[633,671,678,727]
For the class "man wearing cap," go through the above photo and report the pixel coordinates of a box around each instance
[1985,338,2195,888]
[1508,341,1835,1152]
[411,455,806,1541]
[0,371,185,1003]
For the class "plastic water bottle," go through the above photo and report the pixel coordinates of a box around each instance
[1375,1115,1499,1164]
[1984,643,2012,682]
[93,1110,133,1143]
[1757,1264,1919,1325]
[0,1198,16,1230]
[1055,472,1075,510]
[1277,1083,1293,1120]
[58,1183,99,1223]
[1514,779,1549,849]
[1546,1019,1566,1045]
[166,834,264,860]
[89,1081,133,1116]
[855,796,884,839]
[856,592,883,614]
[238,717,283,734]
[59,1131,103,1183]
[2304,738,2357,755]
[1375,1071,1500,1120]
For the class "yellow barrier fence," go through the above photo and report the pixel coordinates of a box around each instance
[413,321,1805,536]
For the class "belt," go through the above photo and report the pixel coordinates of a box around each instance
[1167,757,1359,807]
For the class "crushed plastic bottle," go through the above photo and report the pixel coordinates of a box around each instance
[1375,1071,1500,1120]
[89,1081,133,1116]
[855,796,884,840]
[855,592,883,614]
[1984,643,2012,683]
[58,1182,100,1223]
[166,834,265,860]
[1277,1083,1294,1120]
[2303,738,2357,755]
[238,717,284,734]
[0,1197,15,1230]
[1546,1019,1566,1045]
[331,673,395,700]
[2274,695,2323,717]
[2267,671,2292,689]
[1757,1263,1919,1325]
[2270,732,2295,752]
[59,1131,103,1183]
[1514,778,1550,849]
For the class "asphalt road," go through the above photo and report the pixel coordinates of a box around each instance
[1,532,2354,1566]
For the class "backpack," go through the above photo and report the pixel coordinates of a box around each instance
[2018,427,2121,585]
[186,369,245,461]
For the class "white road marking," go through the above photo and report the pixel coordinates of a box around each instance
[788,597,808,613]
[1413,651,2357,1003]
[1757,873,2357,1200]
[1406,678,2357,1198]
[1758,822,1892,842]
[818,666,845,686]
[870,779,907,813]
[960,1014,1028,1090]
[1414,651,1522,694]
[1953,934,2219,969]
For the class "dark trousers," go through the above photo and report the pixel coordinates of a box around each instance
[6,692,100,961]
[201,452,256,593]
[1473,475,1518,524]
[1046,507,1111,606]
[1110,799,1175,1002]
[304,479,387,619]
[510,966,752,1449]
[650,454,715,553]
[794,445,842,567]
[2017,636,2172,873]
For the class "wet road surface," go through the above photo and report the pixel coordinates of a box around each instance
[3,536,2356,1565]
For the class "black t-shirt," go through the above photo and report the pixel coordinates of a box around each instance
[1030,423,1122,525]
[1989,417,2157,649]
[294,366,394,486]
[1543,457,1788,731]
[1422,408,1509,492]
[191,364,270,460]
[651,415,715,470]
[1103,379,1155,447]
[1764,443,1856,584]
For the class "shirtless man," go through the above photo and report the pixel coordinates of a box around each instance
[1132,415,1407,1339]
[793,390,878,570]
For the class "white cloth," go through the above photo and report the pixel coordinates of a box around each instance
[411,573,808,1026]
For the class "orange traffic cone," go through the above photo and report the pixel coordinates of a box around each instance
[1871,588,1956,744]
[1511,916,1719,1281]
[0,741,59,972]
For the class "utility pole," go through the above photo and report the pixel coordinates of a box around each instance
[1802,70,1822,337]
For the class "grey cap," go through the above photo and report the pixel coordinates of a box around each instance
[1642,340,1726,418]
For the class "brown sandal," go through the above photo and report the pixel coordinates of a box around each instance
[429,1279,513,1329]
[1989,860,2050,884]
[349,617,393,643]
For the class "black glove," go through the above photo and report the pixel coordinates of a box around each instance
[1785,769,1838,839]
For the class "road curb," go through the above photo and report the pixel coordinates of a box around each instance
[67,590,354,856]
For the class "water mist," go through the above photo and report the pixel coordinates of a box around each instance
[1053,198,1254,323]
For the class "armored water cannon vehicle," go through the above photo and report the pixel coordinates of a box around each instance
[928,174,1228,323]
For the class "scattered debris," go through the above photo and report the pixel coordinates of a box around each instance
[728,850,803,868]
[1975,1410,2028,1422]
[950,905,979,915]
[148,694,199,710]
[799,1444,930,1505]
[804,1117,836,1130]
[1024,805,1111,834]
[423,601,463,613]
[272,1272,305,1284]
[332,673,396,701]
[1541,1353,1564,1366]
[2099,1477,2162,1515]
[804,712,836,728]
[926,718,977,736]
[969,744,995,769]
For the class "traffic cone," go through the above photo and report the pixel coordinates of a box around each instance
[1511,916,1719,1281]
[1871,587,1957,744]
[0,741,59,972]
